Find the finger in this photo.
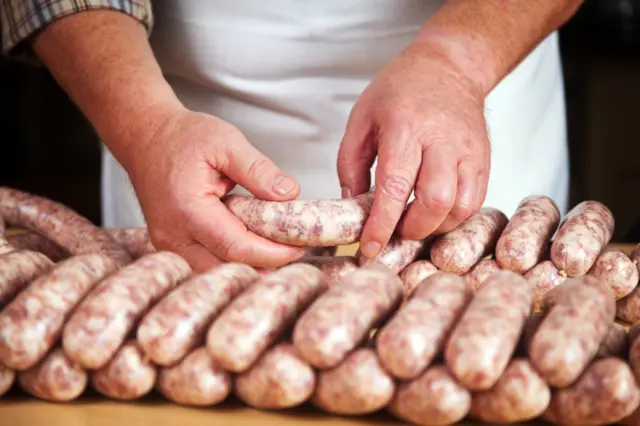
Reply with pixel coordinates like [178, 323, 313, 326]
[174, 241, 224, 274]
[396, 144, 457, 240]
[475, 167, 490, 210]
[359, 137, 422, 258]
[219, 130, 300, 201]
[433, 159, 479, 234]
[187, 196, 306, 268]
[336, 104, 377, 198]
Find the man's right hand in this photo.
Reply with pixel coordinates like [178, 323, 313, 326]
[125, 105, 306, 272]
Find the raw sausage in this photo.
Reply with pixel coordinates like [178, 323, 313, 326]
[629, 322, 640, 382]
[235, 343, 315, 409]
[207, 264, 326, 372]
[529, 276, 615, 388]
[0, 250, 53, 307]
[137, 263, 260, 366]
[516, 312, 543, 356]
[295, 256, 358, 287]
[399, 260, 439, 297]
[223, 190, 375, 246]
[0, 187, 131, 266]
[63, 252, 191, 369]
[0, 236, 14, 256]
[543, 358, 640, 426]
[430, 207, 509, 274]
[292, 265, 403, 369]
[469, 358, 551, 424]
[444, 270, 533, 390]
[550, 200, 615, 276]
[91, 341, 156, 400]
[387, 365, 471, 426]
[495, 195, 560, 273]
[524, 260, 567, 311]
[0, 253, 120, 370]
[17, 347, 87, 402]
[0, 367, 14, 397]
[311, 348, 394, 415]
[463, 258, 502, 292]
[157, 347, 230, 406]
[6, 231, 69, 261]
[357, 234, 428, 274]
[595, 322, 628, 359]
[617, 286, 640, 324]
[589, 249, 639, 299]
[376, 272, 473, 380]
[106, 228, 156, 259]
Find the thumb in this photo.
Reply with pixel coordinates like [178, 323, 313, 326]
[220, 132, 300, 201]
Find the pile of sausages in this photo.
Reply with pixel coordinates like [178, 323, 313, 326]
[2, 186, 640, 426]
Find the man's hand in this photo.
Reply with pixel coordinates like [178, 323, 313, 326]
[125, 105, 306, 272]
[337, 43, 491, 259]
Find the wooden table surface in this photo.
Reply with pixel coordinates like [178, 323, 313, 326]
[0, 237, 635, 425]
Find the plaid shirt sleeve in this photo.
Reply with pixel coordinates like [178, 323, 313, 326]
[0, 0, 153, 57]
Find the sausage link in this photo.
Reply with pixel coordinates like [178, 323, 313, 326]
[529, 276, 615, 388]
[63, 252, 191, 369]
[596, 323, 628, 359]
[17, 347, 87, 402]
[235, 343, 315, 409]
[543, 358, 640, 426]
[157, 346, 231, 406]
[516, 312, 543, 356]
[387, 365, 471, 426]
[524, 260, 567, 311]
[357, 234, 429, 274]
[137, 263, 260, 366]
[376, 272, 473, 380]
[0, 187, 131, 265]
[463, 258, 502, 292]
[223, 191, 375, 246]
[550, 200, 615, 276]
[311, 348, 394, 415]
[295, 256, 358, 287]
[0, 254, 120, 370]
[589, 249, 639, 299]
[398, 260, 439, 297]
[91, 341, 156, 400]
[0, 250, 53, 308]
[629, 322, 640, 382]
[444, 270, 533, 390]
[292, 265, 403, 369]
[495, 195, 561, 273]
[0, 367, 15, 397]
[617, 287, 640, 324]
[469, 358, 550, 424]
[6, 231, 69, 261]
[430, 207, 509, 274]
[106, 228, 155, 259]
[0, 236, 14, 256]
[207, 264, 327, 372]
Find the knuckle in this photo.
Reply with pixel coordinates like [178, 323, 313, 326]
[221, 238, 250, 263]
[379, 173, 414, 203]
[246, 157, 274, 180]
[451, 202, 477, 222]
[416, 189, 455, 213]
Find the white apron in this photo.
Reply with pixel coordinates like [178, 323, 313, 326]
[101, 0, 569, 228]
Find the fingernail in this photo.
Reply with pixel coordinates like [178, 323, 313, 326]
[362, 241, 381, 258]
[273, 176, 297, 195]
[341, 187, 352, 199]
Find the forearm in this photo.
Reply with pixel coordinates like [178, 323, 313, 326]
[31, 10, 182, 169]
[413, 0, 583, 95]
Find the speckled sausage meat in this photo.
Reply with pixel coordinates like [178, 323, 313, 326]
[529, 276, 615, 388]
[17, 347, 87, 402]
[62, 252, 192, 369]
[524, 260, 567, 311]
[0, 254, 120, 370]
[430, 208, 509, 274]
[463, 258, 502, 292]
[387, 365, 471, 426]
[295, 256, 358, 287]
[398, 260, 439, 297]
[617, 286, 640, 324]
[223, 190, 375, 246]
[357, 234, 429, 274]
[588, 249, 639, 299]
[0, 187, 131, 265]
[91, 341, 157, 400]
[596, 323, 628, 359]
[495, 195, 560, 274]
[235, 343, 315, 409]
[376, 273, 474, 380]
[444, 270, 533, 390]
[137, 263, 260, 366]
[207, 264, 326, 373]
[106, 228, 155, 259]
[311, 348, 394, 415]
[469, 358, 550, 424]
[0, 367, 15, 397]
[0, 235, 14, 256]
[543, 358, 640, 426]
[6, 232, 69, 261]
[157, 346, 231, 406]
[550, 200, 615, 276]
[292, 265, 403, 369]
[629, 323, 640, 382]
[0, 250, 53, 308]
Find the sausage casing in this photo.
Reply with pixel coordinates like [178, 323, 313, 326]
[398, 260, 439, 297]
[589, 249, 639, 299]
[524, 260, 567, 311]
[0, 250, 53, 308]
[463, 258, 502, 292]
